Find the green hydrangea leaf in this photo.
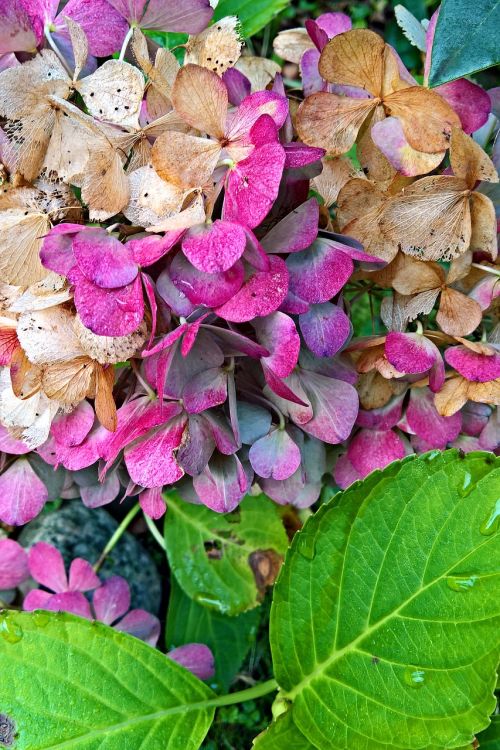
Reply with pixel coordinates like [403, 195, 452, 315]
[476, 714, 500, 748]
[270, 451, 500, 749]
[428, 0, 500, 86]
[0, 610, 216, 749]
[164, 492, 289, 615]
[252, 711, 316, 748]
[213, 0, 290, 38]
[166, 577, 260, 692]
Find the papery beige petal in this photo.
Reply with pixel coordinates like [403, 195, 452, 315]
[152, 130, 220, 189]
[42, 356, 96, 403]
[450, 127, 498, 187]
[357, 105, 396, 183]
[357, 344, 402, 378]
[123, 165, 185, 227]
[436, 287, 482, 336]
[0, 50, 69, 119]
[0, 367, 59, 448]
[147, 193, 206, 232]
[74, 315, 147, 365]
[41, 109, 93, 186]
[235, 57, 281, 92]
[434, 376, 469, 416]
[312, 156, 363, 208]
[380, 176, 471, 261]
[17, 307, 85, 365]
[4, 107, 58, 181]
[446, 250, 472, 285]
[297, 92, 376, 155]
[185, 16, 242, 76]
[9, 273, 71, 313]
[81, 144, 129, 222]
[172, 63, 227, 138]
[469, 191, 498, 259]
[273, 28, 313, 64]
[466, 379, 500, 406]
[95, 364, 117, 432]
[75, 60, 144, 128]
[390, 256, 444, 294]
[384, 86, 460, 153]
[319, 29, 385, 95]
[0, 210, 50, 286]
[396, 288, 441, 322]
[64, 15, 88, 81]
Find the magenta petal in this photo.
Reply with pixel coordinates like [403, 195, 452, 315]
[68, 558, 100, 593]
[445, 345, 500, 382]
[315, 12, 351, 38]
[215, 255, 288, 323]
[254, 312, 300, 378]
[287, 240, 353, 304]
[80, 472, 121, 509]
[0, 459, 48, 526]
[28, 542, 67, 593]
[203, 412, 238, 455]
[193, 455, 250, 513]
[40, 224, 84, 276]
[283, 142, 325, 168]
[262, 199, 319, 254]
[74, 272, 144, 337]
[223, 67, 251, 106]
[436, 79, 491, 134]
[56, 0, 129, 57]
[299, 371, 358, 444]
[406, 388, 462, 449]
[263, 364, 309, 406]
[74, 229, 138, 289]
[46, 591, 92, 619]
[0, 539, 29, 589]
[300, 48, 325, 97]
[0, 0, 37, 54]
[333, 452, 361, 489]
[249, 428, 301, 480]
[139, 486, 167, 520]
[170, 253, 244, 308]
[0, 425, 31, 455]
[183, 368, 228, 414]
[127, 231, 183, 267]
[249, 114, 279, 147]
[242, 228, 270, 271]
[115, 609, 160, 646]
[23, 588, 52, 611]
[124, 418, 186, 488]
[356, 395, 404, 431]
[51, 401, 95, 448]
[226, 91, 289, 144]
[93, 576, 131, 625]
[385, 332, 439, 374]
[299, 302, 351, 358]
[157, 268, 196, 317]
[168, 643, 215, 681]
[223, 143, 286, 229]
[56, 424, 108, 472]
[347, 428, 408, 478]
[142, 323, 187, 357]
[182, 221, 246, 273]
[140, 0, 212, 33]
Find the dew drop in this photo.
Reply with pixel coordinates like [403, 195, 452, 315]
[446, 575, 477, 592]
[0, 616, 23, 644]
[297, 532, 316, 560]
[33, 610, 49, 627]
[480, 499, 500, 536]
[456, 470, 473, 497]
[403, 666, 425, 687]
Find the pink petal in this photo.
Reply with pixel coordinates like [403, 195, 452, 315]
[0, 0, 38, 54]
[124, 418, 186, 488]
[424, 8, 439, 83]
[193, 455, 250, 513]
[223, 143, 286, 229]
[262, 198, 319, 254]
[263, 363, 310, 406]
[74, 271, 144, 337]
[356, 395, 404, 431]
[371, 116, 444, 176]
[56, 0, 129, 57]
[226, 91, 289, 147]
[469, 275, 500, 310]
[333, 452, 362, 489]
[0, 539, 29, 589]
[127, 231, 183, 267]
[106, 0, 145, 22]
[168, 643, 215, 681]
[170, 252, 244, 308]
[406, 387, 462, 449]
[298, 370, 358, 444]
[139, 486, 167, 520]
[0, 459, 48, 526]
[445, 345, 500, 382]
[436, 79, 491, 134]
[461, 402, 492, 436]
[143, 323, 187, 357]
[215, 255, 289, 322]
[100, 397, 176, 465]
[241, 228, 270, 271]
[0, 425, 30, 455]
[51, 401, 95, 448]
[93, 575, 131, 625]
[74, 229, 138, 289]
[23, 588, 52, 611]
[40, 224, 84, 276]
[203, 411, 238, 455]
[68, 558, 100, 592]
[254, 312, 300, 378]
[479, 410, 500, 451]
[115, 609, 160, 646]
[299, 302, 351, 357]
[56, 424, 108, 471]
[80, 472, 121, 508]
[28, 542, 67, 593]
[249, 114, 279, 148]
[286, 240, 353, 304]
[249, 428, 301, 480]
[314, 12, 351, 39]
[46, 591, 93, 619]
[385, 332, 440, 374]
[139, 0, 212, 33]
[347, 428, 408, 478]
[182, 220, 246, 273]
[183, 367, 228, 414]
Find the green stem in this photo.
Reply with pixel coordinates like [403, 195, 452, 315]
[143, 513, 166, 550]
[44, 25, 72, 76]
[208, 679, 278, 708]
[94, 502, 141, 572]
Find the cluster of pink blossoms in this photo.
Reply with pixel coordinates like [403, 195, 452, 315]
[0, 0, 497, 535]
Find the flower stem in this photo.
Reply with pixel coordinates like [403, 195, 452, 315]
[472, 262, 500, 277]
[44, 25, 72, 76]
[208, 679, 278, 708]
[143, 513, 166, 550]
[119, 25, 135, 62]
[93, 502, 141, 572]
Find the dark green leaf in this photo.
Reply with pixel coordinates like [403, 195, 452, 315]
[252, 711, 316, 749]
[166, 577, 260, 692]
[429, 0, 500, 86]
[0, 610, 216, 749]
[476, 714, 500, 749]
[270, 451, 500, 749]
[213, 0, 290, 38]
[164, 492, 288, 615]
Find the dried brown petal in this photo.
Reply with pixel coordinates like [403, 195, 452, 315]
[42, 356, 96, 403]
[384, 87, 460, 153]
[152, 131, 220, 189]
[94, 364, 117, 431]
[450, 127, 498, 187]
[172, 64, 227, 139]
[296, 92, 376, 154]
[436, 287, 482, 336]
[434, 375, 469, 416]
[185, 16, 242, 76]
[469, 191, 498, 259]
[319, 29, 385, 96]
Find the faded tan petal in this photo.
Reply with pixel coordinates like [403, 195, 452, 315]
[42, 356, 96, 403]
[384, 86, 460, 153]
[436, 287, 482, 336]
[297, 92, 376, 154]
[434, 376, 469, 416]
[152, 131, 220, 189]
[450, 127, 498, 187]
[235, 57, 281, 92]
[172, 64, 227, 139]
[75, 60, 144, 129]
[185, 16, 242, 76]
[123, 166, 185, 227]
[273, 28, 313, 64]
[312, 156, 363, 208]
[469, 191, 498, 259]
[319, 29, 385, 96]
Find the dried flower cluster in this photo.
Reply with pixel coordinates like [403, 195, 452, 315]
[0, 2, 498, 529]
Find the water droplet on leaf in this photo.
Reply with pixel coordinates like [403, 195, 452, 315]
[0, 616, 23, 644]
[446, 575, 477, 592]
[456, 471, 473, 497]
[480, 499, 500, 536]
[404, 667, 425, 687]
[33, 611, 49, 627]
[297, 532, 316, 560]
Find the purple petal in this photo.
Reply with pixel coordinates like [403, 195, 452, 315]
[462, 402, 492, 437]
[177, 414, 215, 476]
[139, 486, 167, 520]
[406, 387, 462, 449]
[300, 48, 325, 97]
[0, 0, 38, 54]
[237, 402, 272, 445]
[222, 68, 251, 106]
[263, 364, 309, 406]
[215, 255, 289, 323]
[0, 539, 29, 589]
[143, 323, 187, 358]
[333, 452, 361, 489]
[46, 591, 92, 619]
[51, 401, 94, 448]
[28, 542, 67, 593]
[115, 609, 160, 646]
[80, 471, 121, 509]
[203, 325, 269, 359]
[106, 0, 145, 22]
[479, 409, 500, 451]
[93, 575, 131, 625]
[139, 0, 212, 33]
[262, 199, 319, 254]
[170, 253, 244, 308]
[74, 229, 138, 289]
[183, 367, 228, 414]
[283, 142, 325, 168]
[347, 428, 408, 478]
[299, 370, 358, 444]
[68, 558, 100, 593]
[55, 0, 129, 57]
[436, 79, 491, 134]
[356, 395, 404, 431]
[182, 221, 246, 273]
[74, 271, 144, 337]
[254, 312, 300, 378]
[168, 643, 215, 681]
[299, 302, 351, 357]
[124, 418, 186, 488]
[445, 345, 500, 382]
[157, 268, 196, 317]
[203, 411, 238, 455]
[193, 455, 250, 513]
[249, 428, 301, 480]
[40, 224, 83, 276]
[127, 231, 183, 267]
[286, 240, 353, 304]
[0, 459, 48, 526]
[23, 588, 52, 611]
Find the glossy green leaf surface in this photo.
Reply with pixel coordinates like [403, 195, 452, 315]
[252, 711, 316, 749]
[270, 451, 500, 749]
[213, 0, 290, 38]
[166, 577, 260, 692]
[164, 492, 288, 615]
[0, 610, 215, 749]
[428, 0, 500, 86]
